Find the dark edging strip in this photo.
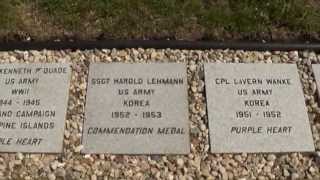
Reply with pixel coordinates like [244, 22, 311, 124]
[0, 40, 320, 52]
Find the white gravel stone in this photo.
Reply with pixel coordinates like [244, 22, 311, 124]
[48, 173, 56, 180]
[267, 154, 276, 161]
[177, 159, 184, 167]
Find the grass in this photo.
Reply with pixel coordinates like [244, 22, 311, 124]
[0, 0, 320, 41]
[0, 0, 19, 31]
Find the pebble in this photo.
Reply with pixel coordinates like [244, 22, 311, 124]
[48, 173, 56, 180]
[309, 166, 316, 174]
[283, 169, 290, 177]
[50, 161, 59, 170]
[271, 55, 281, 63]
[74, 145, 84, 152]
[55, 168, 66, 177]
[91, 175, 97, 180]
[201, 165, 210, 177]
[150, 52, 157, 60]
[218, 166, 228, 180]
[291, 173, 299, 179]
[73, 165, 85, 172]
[189, 64, 197, 72]
[16, 153, 23, 160]
[176, 159, 184, 167]
[267, 154, 276, 161]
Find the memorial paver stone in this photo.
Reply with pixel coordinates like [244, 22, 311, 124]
[204, 63, 315, 153]
[0, 63, 71, 153]
[83, 63, 190, 154]
[312, 64, 320, 98]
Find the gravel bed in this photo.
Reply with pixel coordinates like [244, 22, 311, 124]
[0, 49, 319, 180]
